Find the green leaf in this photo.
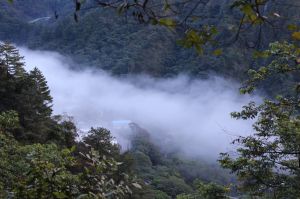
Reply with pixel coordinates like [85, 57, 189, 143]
[292, 32, 300, 40]
[287, 24, 298, 31]
[210, 27, 218, 35]
[241, 4, 253, 16]
[253, 50, 269, 58]
[158, 18, 176, 27]
[213, 49, 222, 56]
[53, 192, 67, 199]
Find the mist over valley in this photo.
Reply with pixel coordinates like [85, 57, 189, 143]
[1, 1, 298, 197]
[20, 46, 256, 158]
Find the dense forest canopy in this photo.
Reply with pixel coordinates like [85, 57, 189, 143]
[1, 0, 299, 94]
[1, 0, 300, 198]
[0, 42, 233, 198]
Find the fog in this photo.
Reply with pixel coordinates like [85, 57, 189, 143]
[19, 47, 257, 158]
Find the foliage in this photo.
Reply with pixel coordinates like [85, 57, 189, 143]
[77, 148, 133, 198]
[0, 42, 54, 142]
[178, 27, 218, 55]
[1, 0, 299, 83]
[0, 43, 138, 198]
[176, 179, 229, 199]
[152, 175, 193, 198]
[0, 132, 136, 198]
[83, 127, 121, 158]
[0, 130, 78, 198]
[0, 0, 252, 79]
[193, 179, 229, 199]
[219, 41, 300, 198]
[4, 1, 300, 198]
[0, 110, 19, 131]
[128, 124, 233, 198]
[50, 114, 78, 147]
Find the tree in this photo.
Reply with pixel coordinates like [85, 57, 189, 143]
[77, 148, 135, 198]
[0, 43, 25, 114]
[132, 187, 171, 199]
[17, 67, 54, 142]
[152, 175, 193, 198]
[219, 41, 300, 198]
[176, 179, 228, 199]
[0, 42, 26, 78]
[82, 127, 121, 158]
[4, 1, 300, 198]
[0, 119, 137, 198]
[193, 180, 228, 199]
[49, 114, 78, 147]
[0, 110, 19, 132]
[67, 0, 298, 54]
[0, 42, 54, 142]
[29, 67, 53, 116]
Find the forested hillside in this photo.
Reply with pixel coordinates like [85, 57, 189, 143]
[1, 0, 250, 78]
[0, 42, 233, 198]
[1, 0, 300, 198]
[1, 0, 299, 95]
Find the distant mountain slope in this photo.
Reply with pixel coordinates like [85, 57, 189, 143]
[1, 0, 299, 84]
[0, 0, 251, 79]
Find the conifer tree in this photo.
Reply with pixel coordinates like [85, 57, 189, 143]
[0, 43, 25, 115]
[0, 42, 26, 78]
[0, 43, 54, 142]
[29, 67, 53, 117]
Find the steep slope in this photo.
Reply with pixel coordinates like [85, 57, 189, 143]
[1, 0, 299, 91]
[0, 0, 251, 79]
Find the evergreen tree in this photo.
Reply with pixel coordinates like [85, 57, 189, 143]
[0, 43, 54, 142]
[0, 42, 25, 78]
[0, 43, 23, 121]
[0, 43, 25, 112]
[29, 67, 53, 117]
[49, 114, 78, 147]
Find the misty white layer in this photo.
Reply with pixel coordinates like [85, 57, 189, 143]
[19, 47, 256, 158]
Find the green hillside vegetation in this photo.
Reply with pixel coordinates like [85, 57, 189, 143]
[1, 0, 300, 198]
[0, 0, 250, 79]
[0, 42, 232, 198]
[1, 0, 299, 96]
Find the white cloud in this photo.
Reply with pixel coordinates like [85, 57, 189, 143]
[19, 47, 257, 158]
